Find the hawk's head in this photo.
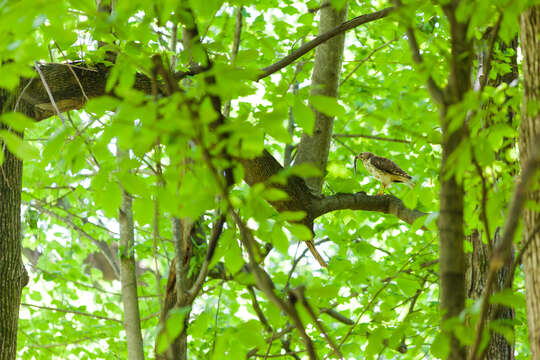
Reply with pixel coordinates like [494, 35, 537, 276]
[357, 152, 375, 162]
[354, 152, 375, 175]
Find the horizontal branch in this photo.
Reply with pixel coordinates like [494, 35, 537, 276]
[21, 302, 122, 323]
[333, 133, 411, 144]
[258, 7, 394, 80]
[312, 192, 426, 225]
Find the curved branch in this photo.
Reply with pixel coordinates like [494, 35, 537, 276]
[312, 192, 426, 225]
[257, 7, 394, 80]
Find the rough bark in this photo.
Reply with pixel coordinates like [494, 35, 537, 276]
[465, 34, 518, 360]
[156, 219, 205, 360]
[438, 3, 471, 359]
[466, 231, 515, 360]
[118, 185, 145, 360]
[295, 2, 347, 194]
[399, 0, 471, 357]
[519, 6, 540, 358]
[0, 132, 28, 360]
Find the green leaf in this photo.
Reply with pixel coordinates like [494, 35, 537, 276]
[292, 99, 315, 135]
[258, 105, 291, 143]
[85, 96, 120, 116]
[0, 112, 35, 132]
[490, 289, 526, 309]
[277, 211, 306, 222]
[42, 128, 68, 162]
[0, 63, 25, 90]
[327, 161, 349, 178]
[395, 277, 418, 297]
[156, 307, 192, 354]
[261, 188, 289, 201]
[287, 223, 312, 240]
[29, 291, 42, 301]
[236, 320, 265, 348]
[223, 229, 244, 273]
[271, 223, 289, 254]
[402, 189, 418, 209]
[287, 163, 322, 178]
[0, 130, 40, 160]
[118, 173, 148, 196]
[431, 332, 450, 359]
[309, 95, 345, 117]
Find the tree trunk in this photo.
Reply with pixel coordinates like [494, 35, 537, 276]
[295, 2, 347, 195]
[465, 36, 518, 360]
[0, 124, 28, 360]
[118, 184, 145, 360]
[519, 6, 540, 358]
[467, 231, 515, 360]
[439, 3, 472, 359]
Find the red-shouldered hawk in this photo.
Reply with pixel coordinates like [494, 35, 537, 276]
[354, 152, 414, 195]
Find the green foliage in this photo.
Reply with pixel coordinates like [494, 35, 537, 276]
[1, 0, 530, 359]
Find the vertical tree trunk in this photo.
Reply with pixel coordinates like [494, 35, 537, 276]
[467, 231, 515, 360]
[465, 36, 518, 360]
[156, 218, 203, 360]
[295, 2, 347, 195]
[0, 92, 29, 360]
[519, 6, 540, 358]
[118, 185, 145, 360]
[439, 3, 472, 359]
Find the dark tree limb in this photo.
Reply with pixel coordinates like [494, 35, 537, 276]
[257, 7, 394, 80]
[312, 192, 426, 225]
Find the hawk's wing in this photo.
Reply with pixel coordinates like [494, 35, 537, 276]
[370, 155, 412, 180]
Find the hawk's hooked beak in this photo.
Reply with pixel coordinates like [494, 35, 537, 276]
[353, 155, 359, 176]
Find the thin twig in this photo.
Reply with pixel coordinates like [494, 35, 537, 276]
[21, 302, 122, 323]
[24, 335, 100, 349]
[392, 0, 445, 106]
[472, 155, 492, 248]
[294, 287, 343, 359]
[29, 202, 120, 278]
[479, 13, 503, 91]
[329, 238, 435, 358]
[333, 133, 410, 144]
[14, 78, 34, 112]
[319, 308, 354, 325]
[332, 136, 356, 154]
[53, 41, 89, 102]
[223, 6, 243, 118]
[340, 39, 395, 86]
[248, 285, 273, 333]
[512, 221, 540, 278]
[33, 61, 67, 125]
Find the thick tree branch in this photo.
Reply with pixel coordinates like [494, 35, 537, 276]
[18, 8, 394, 121]
[312, 192, 426, 225]
[257, 7, 394, 80]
